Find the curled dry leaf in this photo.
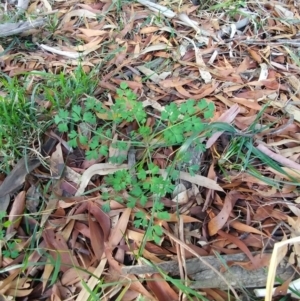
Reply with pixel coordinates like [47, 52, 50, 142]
[160, 170, 224, 192]
[75, 163, 128, 196]
[60, 9, 97, 25]
[40, 41, 103, 59]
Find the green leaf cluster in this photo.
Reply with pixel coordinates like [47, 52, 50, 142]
[101, 162, 175, 244]
[161, 99, 214, 146]
[54, 82, 216, 244]
[0, 211, 20, 259]
[54, 82, 215, 165]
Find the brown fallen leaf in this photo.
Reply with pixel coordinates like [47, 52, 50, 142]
[6, 191, 25, 235]
[165, 213, 201, 223]
[146, 273, 178, 301]
[225, 253, 271, 271]
[229, 220, 267, 237]
[208, 191, 241, 235]
[273, 275, 293, 296]
[0, 158, 40, 198]
[43, 229, 79, 272]
[160, 77, 194, 88]
[74, 222, 91, 239]
[248, 48, 262, 63]
[50, 143, 64, 178]
[78, 28, 107, 37]
[201, 288, 226, 301]
[88, 213, 104, 260]
[88, 202, 110, 241]
[218, 230, 258, 268]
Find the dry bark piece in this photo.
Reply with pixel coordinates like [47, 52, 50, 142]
[0, 18, 45, 37]
[122, 252, 293, 289]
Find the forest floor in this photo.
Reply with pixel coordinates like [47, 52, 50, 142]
[1, 0, 300, 300]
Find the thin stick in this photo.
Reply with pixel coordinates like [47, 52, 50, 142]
[162, 228, 240, 299]
[256, 142, 300, 171]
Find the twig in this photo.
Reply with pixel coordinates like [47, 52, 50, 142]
[256, 142, 300, 171]
[0, 18, 46, 37]
[162, 228, 240, 299]
[239, 39, 300, 47]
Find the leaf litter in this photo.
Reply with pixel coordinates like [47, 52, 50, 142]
[1, 0, 300, 300]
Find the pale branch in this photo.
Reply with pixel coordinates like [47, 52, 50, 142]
[122, 252, 294, 289]
[0, 18, 45, 37]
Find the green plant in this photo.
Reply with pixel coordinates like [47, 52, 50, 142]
[54, 82, 215, 245]
[55, 82, 214, 159]
[0, 211, 21, 259]
[0, 74, 44, 171]
[0, 7, 27, 24]
[0, 66, 99, 173]
[205, 0, 246, 12]
[40, 67, 98, 108]
[214, 105, 300, 188]
[45, 13, 60, 34]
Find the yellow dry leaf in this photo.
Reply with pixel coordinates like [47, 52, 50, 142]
[60, 9, 97, 26]
[78, 28, 107, 37]
[40, 0, 52, 12]
[265, 235, 299, 301]
[70, 37, 103, 52]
